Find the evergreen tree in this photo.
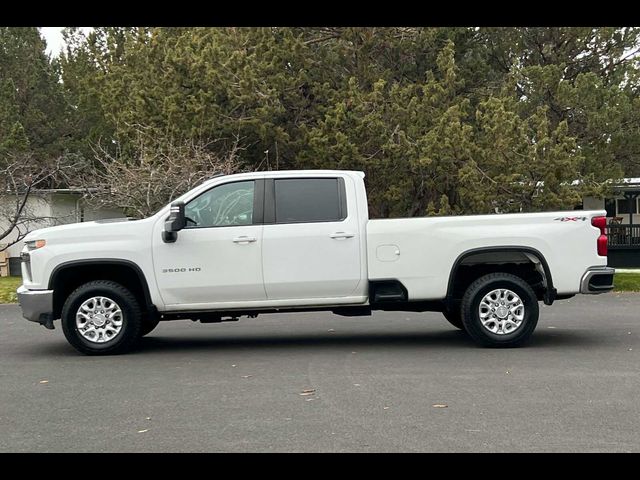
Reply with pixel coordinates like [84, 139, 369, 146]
[52, 27, 640, 216]
[0, 27, 71, 160]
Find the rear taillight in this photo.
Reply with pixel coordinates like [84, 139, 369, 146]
[591, 216, 607, 257]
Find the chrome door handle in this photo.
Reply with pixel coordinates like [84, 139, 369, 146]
[233, 236, 257, 244]
[329, 232, 355, 239]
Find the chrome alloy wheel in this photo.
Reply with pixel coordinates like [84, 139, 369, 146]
[76, 296, 124, 343]
[478, 288, 525, 335]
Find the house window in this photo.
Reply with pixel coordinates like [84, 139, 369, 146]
[604, 198, 616, 217]
[616, 198, 638, 214]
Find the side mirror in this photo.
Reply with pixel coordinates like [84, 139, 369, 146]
[162, 201, 186, 243]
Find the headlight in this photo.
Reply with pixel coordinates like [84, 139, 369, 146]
[25, 239, 46, 250]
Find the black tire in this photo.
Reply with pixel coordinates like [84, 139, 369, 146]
[61, 280, 142, 355]
[461, 273, 539, 348]
[442, 302, 464, 330]
[140, 316, 160, 337]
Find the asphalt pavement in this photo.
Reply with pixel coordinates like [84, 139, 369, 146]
[1, 293, 639, 452]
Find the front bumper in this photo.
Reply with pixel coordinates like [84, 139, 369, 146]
[16, 285, 54, 328]
[580, 267, 615, 294]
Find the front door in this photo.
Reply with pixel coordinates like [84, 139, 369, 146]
[152, 179, 266, 308]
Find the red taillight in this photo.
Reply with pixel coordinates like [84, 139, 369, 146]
[591, 216, 607, 257]
[591, 216, 606, 230]
[597, 235, 608, 257]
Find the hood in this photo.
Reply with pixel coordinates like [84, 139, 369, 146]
[23, 218, 137, 242]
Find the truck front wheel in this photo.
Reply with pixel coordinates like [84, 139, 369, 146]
[461, 273, 539, 348]
[61, 280, 142, 355]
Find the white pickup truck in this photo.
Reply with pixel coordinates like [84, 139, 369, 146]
[17, 170, 614, 355]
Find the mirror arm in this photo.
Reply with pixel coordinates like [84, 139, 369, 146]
[162, 230, 177, 243]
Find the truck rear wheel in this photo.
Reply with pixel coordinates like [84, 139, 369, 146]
[61, 280, 142, 355]
[460, 273, 539, 348]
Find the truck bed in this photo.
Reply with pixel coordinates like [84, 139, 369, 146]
[366, 210, 607, 300]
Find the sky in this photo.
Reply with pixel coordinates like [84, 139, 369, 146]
[40, 27, 93, 56]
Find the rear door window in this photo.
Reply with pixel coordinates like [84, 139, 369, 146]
[274, 178, 346, 224]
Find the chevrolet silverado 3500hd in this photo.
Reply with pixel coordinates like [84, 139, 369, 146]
[17, 170, 614, 355]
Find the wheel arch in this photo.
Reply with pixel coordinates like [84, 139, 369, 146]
[446, 246, 556, 306]
[49, 259, 154, 319]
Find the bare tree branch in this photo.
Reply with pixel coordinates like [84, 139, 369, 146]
[0, 154, 78, 251]
[78, 128, 246, 218]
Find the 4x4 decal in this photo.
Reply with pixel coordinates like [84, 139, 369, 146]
[554, 216, 588, 222]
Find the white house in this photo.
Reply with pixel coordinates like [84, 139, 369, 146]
[582, 178, 640, 224]
[0, 189, 124, 275]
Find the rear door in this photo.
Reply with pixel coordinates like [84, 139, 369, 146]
[261, 175, 362, 300]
